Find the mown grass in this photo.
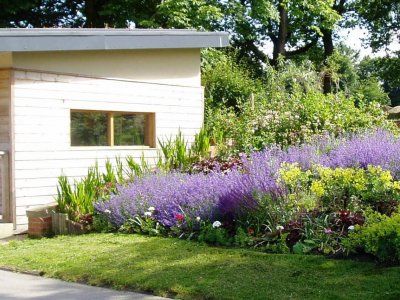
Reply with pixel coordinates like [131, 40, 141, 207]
[0, 233, 399, 300]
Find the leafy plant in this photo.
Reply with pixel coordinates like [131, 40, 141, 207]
[158, 131, 192, 170]
[344, 211, 400, 264]
[198, 222, 232, 246]
[310, 165, 400, 212]
[205, 60, 397, 154]
[191, 127, 211, 159]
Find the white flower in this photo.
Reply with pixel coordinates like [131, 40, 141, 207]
[196, 216, 201, 222]
[144, 211, 152, 217]
[348, 225, 355, 231]
[104, 209, 111, 214]
[276, 225, 284, 231]
[212, 221, 222, 228]
[148, 207, 155, 212]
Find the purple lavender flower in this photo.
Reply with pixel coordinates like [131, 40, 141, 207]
[94, 128, 400, 229]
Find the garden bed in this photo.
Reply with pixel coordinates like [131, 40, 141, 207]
[91, 129, 400, 263]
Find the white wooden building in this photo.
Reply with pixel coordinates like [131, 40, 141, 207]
[0, 28, 229, 234]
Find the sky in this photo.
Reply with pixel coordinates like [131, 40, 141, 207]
[339, 26, 400, 59]
[261, 25, 399, 61]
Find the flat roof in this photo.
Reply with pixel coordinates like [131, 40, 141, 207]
[0, 28, 229, 52]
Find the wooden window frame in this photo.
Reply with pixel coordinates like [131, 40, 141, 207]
[70, 109, 156, 148]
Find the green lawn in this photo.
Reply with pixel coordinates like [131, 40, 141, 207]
[0, 233, 399, 300]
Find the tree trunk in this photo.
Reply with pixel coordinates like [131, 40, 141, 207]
[322, 28, 334, 94]
[272, 2, 288, 65]
[84, 0, 107, 28]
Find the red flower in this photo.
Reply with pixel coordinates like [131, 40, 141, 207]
[248, 228, 255, 234]
[175, 215, 185, 221]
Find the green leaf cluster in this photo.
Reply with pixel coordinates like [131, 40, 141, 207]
[205, 59, 396, 153]
[345, 211, 400, 264]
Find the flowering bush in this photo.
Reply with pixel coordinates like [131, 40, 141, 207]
[207, 82, 397, 153]
[94, 129, 400, 261]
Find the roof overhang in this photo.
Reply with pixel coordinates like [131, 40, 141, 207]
[0, 28, 230, 52]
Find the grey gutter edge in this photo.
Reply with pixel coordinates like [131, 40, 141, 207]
[0, 29, 230, 52]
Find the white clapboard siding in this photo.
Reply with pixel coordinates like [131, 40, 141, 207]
[17, 196, 56, 208]
[0, 70, 10, 152]
[15, 148, 159, 161]
[0, 70, 10, 217]
[12, 70, 204, 227]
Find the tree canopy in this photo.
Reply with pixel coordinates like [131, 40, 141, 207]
[1, 0, 399, 101]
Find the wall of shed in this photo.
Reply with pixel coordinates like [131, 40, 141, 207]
[0, 53, 12, 69]
[12, 70, 204, 228]
[0, 69, 11, 151]
[12, 49, 201, 87]
[0, 69, 11, 218]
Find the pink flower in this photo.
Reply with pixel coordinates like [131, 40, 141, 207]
[324, 228, 333, 235]
[175, 215, 185, 221]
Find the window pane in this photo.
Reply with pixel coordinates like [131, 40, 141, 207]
[71, 111, 108, 146]
[114, 114, 145, 146]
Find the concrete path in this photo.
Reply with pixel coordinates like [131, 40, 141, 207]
[0, 270, 170, 300]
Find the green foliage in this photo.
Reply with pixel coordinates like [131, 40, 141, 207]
[247, 192, 306, 234]
[279, 163, 317, 211]
[125, 155, 150, 179]
[156, 0, 222, 30]
[56, 156, 151, 222]
[206, 60, 395, 153]
[158, 131, 191, 170]
[345, 211, 400, 264]
[92, 213, 116, 233]
[324, 46, 360, 94]
[355, 0, 400, 51]
[294, 214, 345, 255]
[353, 77, 391, 106]
[280, 164, 400, 213]
[191, 127, 210, 159]
[198, 223, 232, 246]
[233, 227, 252, 247]
[310, 165, 400, 212]
[1, 0, 83, 28]
[121, 215, 164, 236]
[158, 129, 213, 170]
[202, 49, 262, 111]
[359, 55, 400, 106]
[56, 171, 98, 221]
[223, 0, 340, 67]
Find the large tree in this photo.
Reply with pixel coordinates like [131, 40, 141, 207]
[0, 0, 83, 27]
[221, 0, 340, 67]
[355, 0, 400, 51]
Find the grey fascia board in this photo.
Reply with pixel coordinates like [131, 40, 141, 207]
[0, 29, 229, 52]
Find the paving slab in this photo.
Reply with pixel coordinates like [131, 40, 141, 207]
[0, 270, 171, 300]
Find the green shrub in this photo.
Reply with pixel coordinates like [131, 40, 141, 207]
[344, 211, 400, 264]
[310, 165, 400, 212]
[198, 222, 232, 246]
[202, 49, 262, 111]
[280, 164, 400, 213]
[205, 60, 397, 153]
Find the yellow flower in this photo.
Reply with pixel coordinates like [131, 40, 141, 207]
[311, 180, 325, 197]
[280, 163, 302, 186]
[392, 181, 400, 191]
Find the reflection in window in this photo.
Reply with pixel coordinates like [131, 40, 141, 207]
[71, 111, 108, 146]
[71, 110, 153, 147]
[114, 114, 145, 146]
